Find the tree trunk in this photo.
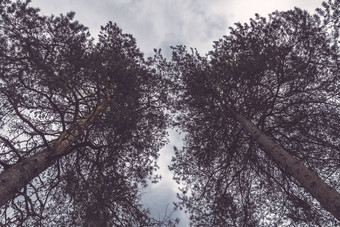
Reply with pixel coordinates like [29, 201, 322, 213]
[230, 109, 340, 221]
[0, 97, 110, 208]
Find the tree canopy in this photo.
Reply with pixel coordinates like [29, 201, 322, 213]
[165, 0, 340, 226]
[0, 0, 173, 226]
[1, 0, 339, 226]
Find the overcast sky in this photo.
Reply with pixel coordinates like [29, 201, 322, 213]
[30, 0, 324, 225]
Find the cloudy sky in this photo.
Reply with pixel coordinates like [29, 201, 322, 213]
[30, 0, 324, 225]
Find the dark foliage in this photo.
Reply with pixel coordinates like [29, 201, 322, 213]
[0, 0, 174, 226]
[164, 0, 340, 226]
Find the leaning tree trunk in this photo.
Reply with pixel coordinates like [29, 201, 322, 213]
[229, 109, 340, 221]
[0, 96, 110, 208]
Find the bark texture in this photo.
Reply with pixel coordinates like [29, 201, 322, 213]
[0, 97, 109, 208]
[230, 110, 340, 221]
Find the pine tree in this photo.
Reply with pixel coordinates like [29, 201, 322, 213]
[0, 1, 170, 225]
[165, 0, 340, 225]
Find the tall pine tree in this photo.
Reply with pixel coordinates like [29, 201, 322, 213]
[165, 0, 340, 225]
[0, 1, 172, 226]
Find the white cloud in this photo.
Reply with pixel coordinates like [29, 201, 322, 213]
[31, 0, 324, 58]
[222, 0, 323, 25]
